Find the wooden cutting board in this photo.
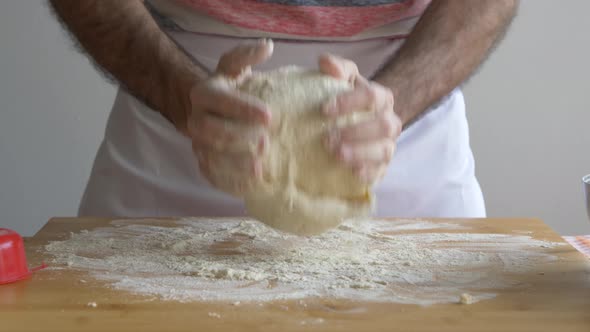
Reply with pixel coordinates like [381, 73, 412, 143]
[1, 217, 589, 332]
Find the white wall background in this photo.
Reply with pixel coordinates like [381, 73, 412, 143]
[0, 1, 115, 236]
[464, 0, 590, 235]
[1, 0, 589, 236]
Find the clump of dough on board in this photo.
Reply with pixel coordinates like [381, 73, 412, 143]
[237, 66, 376, 235]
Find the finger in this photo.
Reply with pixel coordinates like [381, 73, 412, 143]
[323, 78, 393, 117]
[327, 111, 401, 145]
[195, 150, 224, 190]
[319, 53, 359, 83]
[216, 39, 274, 77]
[333, 139, 395, 168]
[195, 149, 262, 194]
[191, 80, 271, 124]
[189, 113, 236, 152]
[189, 113, 268, 154]
[196, 148, 263, 179]
[200, 160, 247, 195]
[354, 165, 388, 184]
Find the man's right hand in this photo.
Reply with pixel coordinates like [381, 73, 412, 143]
[187, 39, 274, 195]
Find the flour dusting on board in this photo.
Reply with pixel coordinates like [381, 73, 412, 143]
[44, 219, 564, 305]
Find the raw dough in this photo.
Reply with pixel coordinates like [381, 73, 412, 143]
[238, 66, 376, 235]
[459, 293, 474, 305]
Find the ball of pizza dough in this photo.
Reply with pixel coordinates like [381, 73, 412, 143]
[239, 66, 376, 235]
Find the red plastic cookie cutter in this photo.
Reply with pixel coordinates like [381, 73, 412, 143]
[0, 228, 47, 285]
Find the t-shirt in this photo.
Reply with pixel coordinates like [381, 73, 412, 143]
[147, 0, 431, 41]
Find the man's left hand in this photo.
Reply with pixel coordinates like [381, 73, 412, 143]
[319, 54, 402, 184]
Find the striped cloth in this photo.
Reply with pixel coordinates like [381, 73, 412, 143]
[563, 235, 590, 258]
[147, 0, 431, 40]
[174, 0, 428, 37]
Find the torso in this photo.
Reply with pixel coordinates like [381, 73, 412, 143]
[77, 0, 486, 219]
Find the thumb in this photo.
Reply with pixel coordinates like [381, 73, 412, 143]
[319, 53, 359, 83]
[216, 39, 274, 78]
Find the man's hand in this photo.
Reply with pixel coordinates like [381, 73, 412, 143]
[188, 40, 274, 195]
[319, 54, 402, 184]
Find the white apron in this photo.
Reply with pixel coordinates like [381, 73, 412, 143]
[78, 31, 486, 219]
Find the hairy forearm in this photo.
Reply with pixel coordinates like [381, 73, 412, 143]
[49, 0, 206, 130]
[374, 0, 519, 127]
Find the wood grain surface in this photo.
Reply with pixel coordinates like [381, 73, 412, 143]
[1, 217, 589, 332]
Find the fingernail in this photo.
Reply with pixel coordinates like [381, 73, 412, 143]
[257, 38, 274, 52]
[357, 167, 370, 183]
[257, 108, 271, 125]
[340, 145, 352, 161]
[257, 135, 267, 154]
[355, 167, 364, 178]
[265, 39, 274, 53]
[253, 162, 262, 178]
[323, 98, 337, 114]
[256, 163, 263, 179]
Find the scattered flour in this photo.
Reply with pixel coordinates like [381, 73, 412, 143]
[459, 293, 474, 305]
[300, 318, 325, 325]
[208, 312, 221, 319]
[44, 218, 564, 306]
